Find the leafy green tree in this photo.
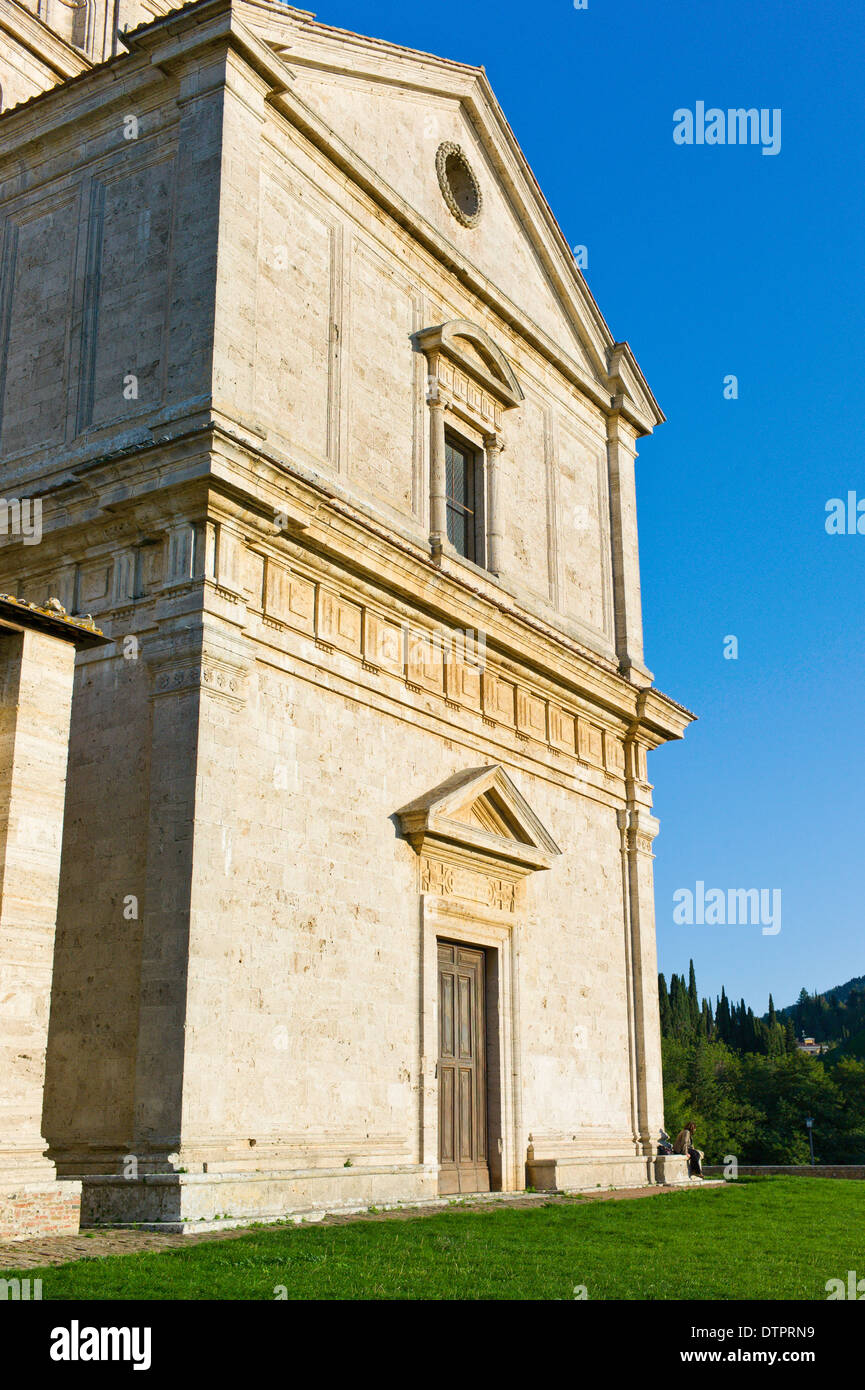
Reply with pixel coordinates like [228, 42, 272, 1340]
[658, 965, 865, 1164]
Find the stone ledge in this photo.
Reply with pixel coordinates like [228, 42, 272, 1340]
[526, 1153, 692, 1192]
[78, 1158, 715, 1233]
[80, 1166, 437, 1232]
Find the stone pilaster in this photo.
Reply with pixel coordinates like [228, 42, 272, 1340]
[619, 804, 664, 1155]
[116, 615, 251, 1185]
[484, 431, 505, 575]
[606, 412, 652, 684]
[0, 624, 86, 1235]
[130, 622, 206, 1171]
[428, 383, 448, 556]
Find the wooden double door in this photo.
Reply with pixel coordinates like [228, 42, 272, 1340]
[437, 941, 490, 1195]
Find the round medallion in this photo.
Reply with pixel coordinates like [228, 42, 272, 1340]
[435, 142, 483, 228]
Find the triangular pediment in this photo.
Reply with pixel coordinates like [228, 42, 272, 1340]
[232, 0, 662, 430]
[397, 766, 561, 873]
[449, 789, 523, 839]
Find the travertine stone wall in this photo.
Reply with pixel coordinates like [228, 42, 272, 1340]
[174, 655, 636, 1169]
[0, 33, 223, 472]
[0, 0, 690, 1222]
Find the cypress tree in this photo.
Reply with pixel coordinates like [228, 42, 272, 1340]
[658, 973, 672, 1037]
[687, 959, 700, 1029]
[670, 974, 692, 1039]
[716, 987, 731, 1044]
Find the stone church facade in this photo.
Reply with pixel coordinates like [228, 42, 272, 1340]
[0, 0, 693, 1233]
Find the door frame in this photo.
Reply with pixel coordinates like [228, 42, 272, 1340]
[420, 894, 522, 1192]
[436, 939, 489, 1195]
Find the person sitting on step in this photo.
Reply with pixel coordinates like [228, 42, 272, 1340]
[673, 1120, 704, 1177]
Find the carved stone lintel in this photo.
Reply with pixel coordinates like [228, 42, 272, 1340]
[421, 855, 516, 914]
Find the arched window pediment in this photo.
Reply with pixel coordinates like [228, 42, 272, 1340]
[416, 320, 524, 412]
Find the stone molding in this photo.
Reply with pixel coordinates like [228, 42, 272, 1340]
[417, 318, 523, 414]
[148, 651, 249, 708]
[419, 894, 521, 1190]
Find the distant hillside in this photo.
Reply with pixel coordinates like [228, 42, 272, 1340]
[770, 977, 865, 1048]
[822, 975, 865, 1005]
[776, 975, 865, 1017]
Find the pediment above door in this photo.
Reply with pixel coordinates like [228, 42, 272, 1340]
[396, 765, 560, 876]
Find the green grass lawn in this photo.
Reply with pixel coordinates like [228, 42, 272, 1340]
[4, 1177, 863, 1300]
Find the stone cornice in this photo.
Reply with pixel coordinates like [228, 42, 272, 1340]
[636, 687, 695, 743]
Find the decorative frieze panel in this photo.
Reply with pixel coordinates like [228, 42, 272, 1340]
[482, 671, 516, 727]
[516, 688, 547, 742]
[77, 562, 112, 607]
[166, 521, 203, 589]
[150, 655, 248, 710]
[435, 358, 503, 432]
[487, 878, 517, 913]
[420, 856, 454, 896]
[406, 630, 445, 694]
[605, 733, 625, 775]
[111, 550, 136, 609]
[137, 543, 164, 597]
[578, 718, 604, 767]
[363, 610, 403, 675]
[317, 587, 362, 655]
[254, 555, 632, 780]
[444, 652, 483, 712]
[548, 704, 577, 755]
[202, 661, 247, 706]
[264, 560, 315, 634]
[216, 526, 247, 598]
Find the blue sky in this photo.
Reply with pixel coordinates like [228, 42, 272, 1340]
[312, 0, 865, 1012]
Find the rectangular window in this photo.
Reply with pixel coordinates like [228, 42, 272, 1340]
[445, 436, 483, 564]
